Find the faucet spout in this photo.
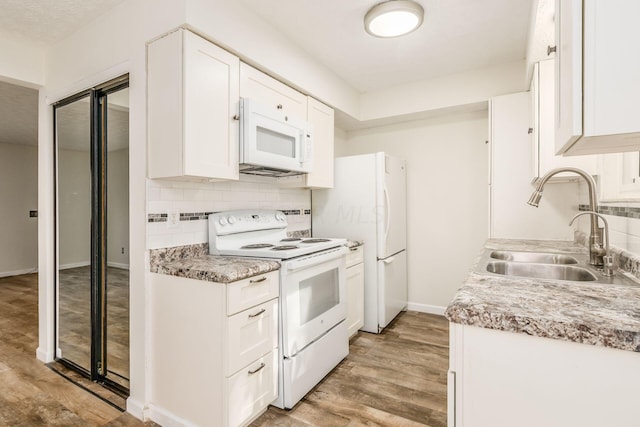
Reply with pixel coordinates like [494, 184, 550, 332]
[528, 167, 603, 266]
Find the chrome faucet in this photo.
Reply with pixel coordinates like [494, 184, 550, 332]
[569, 211, 614, 276]
[527, 167, 605, 267]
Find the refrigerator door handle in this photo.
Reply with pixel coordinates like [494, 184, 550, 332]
[384, 185, 391, 242]
[382, 256, 395, 264]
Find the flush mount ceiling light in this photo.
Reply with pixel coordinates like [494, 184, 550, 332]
[364, 0, 424, 38]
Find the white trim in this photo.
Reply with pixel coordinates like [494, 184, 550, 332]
[107, 261, 130, 270]
[126, 397, 148, 423]
[0, 267, 37, 278]
[58, 261, 91, 270]
[46, 60, 130, 105]
[36, 346, 54, 363]
[148, 404, 198, 427]
[407, 302, 447, 316]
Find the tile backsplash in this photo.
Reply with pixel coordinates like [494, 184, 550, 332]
[147, 177, 311, 249]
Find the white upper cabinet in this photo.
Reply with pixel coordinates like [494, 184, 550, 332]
[305, 97, 334, 189]
[555, 0, 640, 155]
[239, 63, 307, 119]
[531, 59, 597, 182]
[148, 29, 240, 181]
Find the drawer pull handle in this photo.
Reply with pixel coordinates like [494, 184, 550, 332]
[249, 276, 267, 284]
[248, 363, 265, 375]
[350, 247, 359, 251]
[248, 308, 266, 318]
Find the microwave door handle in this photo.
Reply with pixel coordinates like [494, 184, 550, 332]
[299, 130, 308, 163]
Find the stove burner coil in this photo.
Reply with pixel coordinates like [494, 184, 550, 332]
[301, 238, 331, 243]
[241, 243, 275, 249]
[280, 238, 302, 242]
[271, 245, 299, 251]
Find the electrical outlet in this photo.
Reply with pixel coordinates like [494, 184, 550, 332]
[167, 211, 180, 229]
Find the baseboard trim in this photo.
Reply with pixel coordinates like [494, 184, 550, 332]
[59, 261, 91, 270]
[148, 404, 198, 427]
[107, 262, 130, 270]
[36, 346, 54, 363]
[0, 267, 37, 278]
[126, 397, 147, 422]
[407, 302, 446, 316]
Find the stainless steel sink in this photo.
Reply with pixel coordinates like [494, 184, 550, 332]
[486, 261, 598, 282]
[489, 250, 578, 265]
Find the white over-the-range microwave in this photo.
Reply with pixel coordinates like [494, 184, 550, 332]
[239, 98, 314, 177]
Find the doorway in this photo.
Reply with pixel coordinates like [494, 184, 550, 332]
[55, 75, 130, 393]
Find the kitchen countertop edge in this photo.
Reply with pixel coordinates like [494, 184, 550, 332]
[445, 239, 640, 353]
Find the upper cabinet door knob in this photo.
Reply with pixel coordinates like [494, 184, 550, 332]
[547, 45, 557, 56]
[277, 104, 283, 110]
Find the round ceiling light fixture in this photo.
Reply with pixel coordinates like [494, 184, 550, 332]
[364, 0, 424, 38]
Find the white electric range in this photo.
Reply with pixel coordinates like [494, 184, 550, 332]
[208, 210, 349, 409]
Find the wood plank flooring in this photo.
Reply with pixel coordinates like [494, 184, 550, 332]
[251, 311, 449, 427]
[0, 273, 153, 426]
[1, 271, 449, 426]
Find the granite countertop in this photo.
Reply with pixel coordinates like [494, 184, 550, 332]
[445, 239, 640, 352]
[345, 240, 364, 248]
[150, 243, 280, 284]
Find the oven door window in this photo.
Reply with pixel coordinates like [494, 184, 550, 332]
[298, 268, 339, 325]
[282, 256, 347, 358]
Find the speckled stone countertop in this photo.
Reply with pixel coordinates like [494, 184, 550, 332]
[445, 239, 640, 352]
[150, 243, 280, 284]
[345, 240, 364, 248]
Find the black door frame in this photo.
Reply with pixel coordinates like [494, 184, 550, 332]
[53, 74, 129, 395]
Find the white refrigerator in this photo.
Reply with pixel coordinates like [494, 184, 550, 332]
[312, 152, 407, 333]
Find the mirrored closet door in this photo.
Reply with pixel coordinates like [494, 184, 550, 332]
[55, 75, 130, 393]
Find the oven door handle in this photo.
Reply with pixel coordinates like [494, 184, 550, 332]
[284, 246, 348, 272]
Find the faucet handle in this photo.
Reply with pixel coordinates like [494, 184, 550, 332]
[602, 255, 615, 277]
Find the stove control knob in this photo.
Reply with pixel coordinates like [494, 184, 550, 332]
[227, 215, 237, 224]
[275, 213, 285, 221]
[218, 217, 228, 226]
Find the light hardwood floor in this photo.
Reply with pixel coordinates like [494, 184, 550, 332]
[251, 311, 449, 427]
[1, 272, 448, 426]
[0, 273, 152, 426]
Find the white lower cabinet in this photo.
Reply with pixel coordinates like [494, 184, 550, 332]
[448, 323, 640, 427]
[150, 270, 279, 427]
[345, 245, 364, 338]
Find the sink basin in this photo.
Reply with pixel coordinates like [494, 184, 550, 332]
[486, 261, 597, 282]
[490, 250, 578, 265]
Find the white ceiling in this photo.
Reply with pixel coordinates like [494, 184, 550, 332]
[238, 0, 532, 92]
[0, 0, 534, 147]
[0, 0, 126, 46]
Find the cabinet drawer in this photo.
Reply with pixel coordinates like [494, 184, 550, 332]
[227, 352, 277, 427]
[227, 298, 278, 376]
[227, 271, 279, 316]
[346, 245, 364, 268]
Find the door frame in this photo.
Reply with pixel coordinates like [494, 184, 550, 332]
[53, 74, 129, 394]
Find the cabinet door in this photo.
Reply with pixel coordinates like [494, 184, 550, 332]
[240, 62, 307, 119]
[534, 59, 597, 180]
[305, 96, 335, 188]
[183, 31, 239, 180]
[148, 29, 239, 181]
[346, 263, 364, 338]
[554, 0, 583, 154]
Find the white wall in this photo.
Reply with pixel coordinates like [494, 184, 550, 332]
[0, 143, 38, 277]
[0, 37, 45, 88]
[336, 110, 489, 311]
